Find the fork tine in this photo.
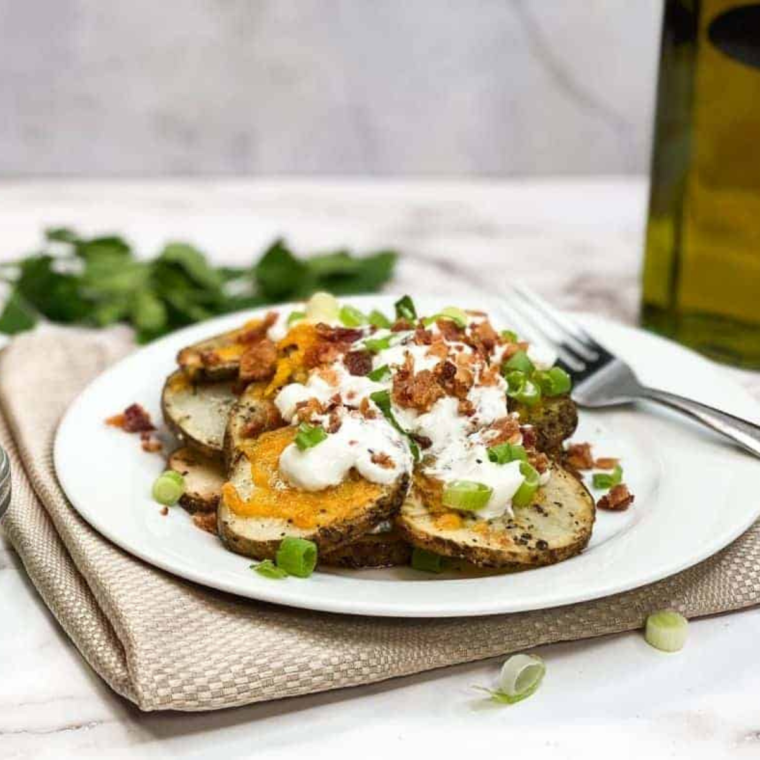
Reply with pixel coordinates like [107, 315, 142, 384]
[512, 283, 609, 359]
[504, 295, 588, 371]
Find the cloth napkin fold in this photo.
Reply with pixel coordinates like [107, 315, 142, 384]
[2, 328, 760, 712]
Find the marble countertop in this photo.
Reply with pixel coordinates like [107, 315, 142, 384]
[2, 178, 760, 760]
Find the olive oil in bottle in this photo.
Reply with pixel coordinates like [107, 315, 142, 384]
[642, 0, 760, 367]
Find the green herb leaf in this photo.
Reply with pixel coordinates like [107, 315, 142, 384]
[369, 390, 420, 462]
[367, 364, 392, 382]
[394, 295, 417, 321]
[294, 422, 328, 451]
[592, 464, 623, 490]
[252, 560, 289, 580]
[254, 239, 309, 300]
[0, 291, 38, 335]
[160, 242, 222, 292]
[368, 309, 391, 328]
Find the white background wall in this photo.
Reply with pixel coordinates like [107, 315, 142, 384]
[1, 0, 662, 176]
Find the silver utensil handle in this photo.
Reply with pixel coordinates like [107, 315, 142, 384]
[642, 387, 760, 458]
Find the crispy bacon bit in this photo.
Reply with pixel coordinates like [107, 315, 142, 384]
[458, 398, 476, 417]
[479, 363, 501, 386]
[595, 457, 620, 470]
[111, 403, 155, 433]
[412, 326, 433, 345]
[520, 425, 537, 449]
[326, 410, 342, 434]
[315, 324, 363, 344]
[598, 483, 635, 511]
[238, 312, 277, 343]
[242, 404, 283, 438]
[193, 512, 218, 534]
[391, 318, 413, 332]
[315, 365, 340, 386]
[411, 432, 432, 450]
[359, 398, 378, 420]
[160, 506, 169, 516]
[392, 355, 444, 412]
[482, 416, 522, 446]
[370, 451, 394, 469]
[528, 451, 550, 474]
[294, 398, 326, 424]
[344, 351, 373, 377]
[470, 320, 499, 353]
[199, 349, 223, 367]
[426, 337, 449, 360]
[436, 319, 465, 342]
[239, 339, 277, 383]
[564, 442, 595, 471]
[140, 433, 163, 453]
[303, 340, 345, 368]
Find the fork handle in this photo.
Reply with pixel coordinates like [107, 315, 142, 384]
[641, 387, 760, 458]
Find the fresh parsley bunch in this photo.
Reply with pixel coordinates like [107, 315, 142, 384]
[0, 229, 397, 343]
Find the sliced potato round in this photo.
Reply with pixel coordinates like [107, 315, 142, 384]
[396, 464, 594, 569]
[167, 446, 225, 514]
[161, 371, 237, 460]
[321, 529, 412, 569]
[217, 426, 410, 561]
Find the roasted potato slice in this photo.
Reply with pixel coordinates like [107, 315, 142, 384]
[161, 371, 237, 460]
[167, 446, 225, 514]
[321, 527, 412, 569]
[509, 395, 578, 455]
[396, 464, 594, 569]
[176, 314, 275, 382]
[218, 426, 409, 560]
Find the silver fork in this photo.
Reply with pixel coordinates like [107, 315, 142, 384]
[509, 285, 760, 459]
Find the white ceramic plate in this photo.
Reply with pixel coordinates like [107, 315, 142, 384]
[54, 295, 760, 617]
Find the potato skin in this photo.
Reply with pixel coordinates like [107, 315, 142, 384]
[321, 532, 412, 569]
[509, 395, 578, 455]
[161, 371, 237, 461]
[396, 465, 594, 570]
[217, 473, 410, 561]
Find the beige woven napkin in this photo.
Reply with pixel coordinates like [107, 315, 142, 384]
[2, 328, 760, 712]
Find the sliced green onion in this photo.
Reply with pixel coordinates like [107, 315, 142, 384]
[162, 470, 185, 487]
[503, 350, 535, 375]
[411, 548, 446, 573]
[287, 310, 306, 326]
[487, 442, 527, 465]
[294, 422, 328, 451]
[645, 610, 688, 652]
[363, 335, 394, 353]
[152, 471, 185, 506]
[478, 654, 546, 705]
[592, 464, 623, 490]
[506, 371, 542, 406]
[501, 329, 518, 343]
[367, 364, 392, 382]
[305, 291, 340, 323]
[534, 366, 572, 397]
[368, 309, 391, 328]
[369, 390, 420, 462]
[339, 304, 367, 327]
[394, 295, 417, 321]
[423, 306, 468, 329]
[442, 480, 493, 511]
[252, 560, 288, 580]
[512, 462, 540, 507]
[276, 537, 318, 578]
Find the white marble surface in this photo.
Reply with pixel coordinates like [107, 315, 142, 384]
[2, 178, 760, 759]
[0, 1, 661, 176]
